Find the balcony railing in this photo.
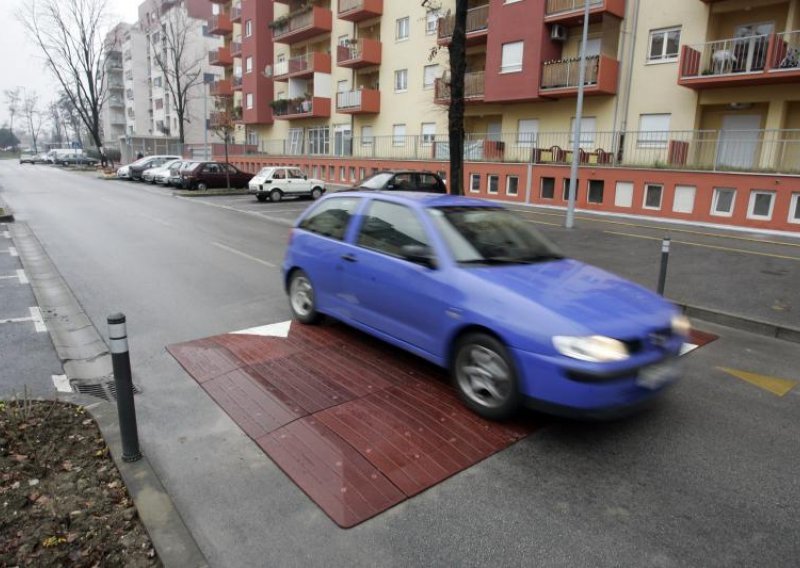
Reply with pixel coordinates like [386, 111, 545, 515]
[273, 52, 332, 79]
[546, 0, 602, 14]
[434, 71, 485, 102]
[231, 41, 242, 57]
[438, 4, 489, 41]
[271, 6, 333, 43]
[540, 55, 619, 96]
[544, 0, 625, 22]
[208, 14, 233, 36]
[209, 47, 233, 66]
[338, 0, 383, 21]
[272, 96, 332, 119]
[231, 5, 242, 22]
[233, 75, 243, 89]
[336, 38, 382, 68]
[336, 89, 380, 113]
[210, 79, 233, 97]
[679, 31, 800, 88]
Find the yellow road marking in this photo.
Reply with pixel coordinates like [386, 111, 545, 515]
[605, 231, 800, 262]
[523, 218, 561, 227]
[718, 367, 797, 397]
[509, 208, 800, 248]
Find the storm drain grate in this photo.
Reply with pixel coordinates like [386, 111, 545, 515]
[71, 379, 141, 402]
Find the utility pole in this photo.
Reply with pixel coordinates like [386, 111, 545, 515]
[565, 0, 591, 229]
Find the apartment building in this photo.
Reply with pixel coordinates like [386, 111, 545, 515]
[207, 0, 800, 233]
[121, 25, 152, 138]
[102, 25, 129, 148]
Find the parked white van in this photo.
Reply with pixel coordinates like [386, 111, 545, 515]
[48, 148, 84, 164]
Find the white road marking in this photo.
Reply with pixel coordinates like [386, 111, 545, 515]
[2, 247, 18, 256]
[176, 195, 295, 227]
[0, 307, 46, 332]
[231, 320, 292, 338]
[52, 374, 73, 393]
[17, 269, 28, 284]
[211, 241, 277, 268]
[3, 231, 9, 238]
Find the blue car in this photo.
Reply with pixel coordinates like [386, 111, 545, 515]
[282, 192, 690, 420]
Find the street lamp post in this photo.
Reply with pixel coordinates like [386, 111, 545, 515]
[565, 0, 592, 229]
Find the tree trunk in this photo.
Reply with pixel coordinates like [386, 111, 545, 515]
[448, 0, 468, 196]
[224, 133, 230, 191]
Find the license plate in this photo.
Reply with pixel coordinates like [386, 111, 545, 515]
[637, 360, 679, 390]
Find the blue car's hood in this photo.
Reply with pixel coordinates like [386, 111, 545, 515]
[464, 259, 676, 338]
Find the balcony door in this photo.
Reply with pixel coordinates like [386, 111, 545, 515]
[716, 114, 761, 169]
[334, 124, 352, 157]
[732, 22, 774, 73]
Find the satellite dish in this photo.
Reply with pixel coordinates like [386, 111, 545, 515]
[263, 65, 273, 78]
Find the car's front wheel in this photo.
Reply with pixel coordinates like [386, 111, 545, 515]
[452, 333, 521, 421]
[310, 187, 323, 200]
[269, 189, 283, 202]
[196, 182, 208, 191]
[288, 269, 320, 325]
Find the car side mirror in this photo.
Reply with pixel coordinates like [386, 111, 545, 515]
[401, 245, 437, 269]
[303, 175, 308, 180]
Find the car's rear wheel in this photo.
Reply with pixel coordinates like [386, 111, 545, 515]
[288, 269, 320, 325]
[452, 333, 520, 421]
[196, 182, 208, 191]
[256, 194, 267, 202]
[310, 187, 323, 200]
[269, 189, 283, 202]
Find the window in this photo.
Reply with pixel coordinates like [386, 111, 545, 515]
[245, 56, 253, 73]
[426, 11, 440, 35]
[517, 119, 539, 148]
[563, 178, 579, 201]
[155, 98, 164, 110]
[569, 117, 596, 149]
[307, 127, 330, 155]
[153, 77, 162, 87]
[394, 69, 408, 92]
[287, 168, 304, 179]
[588, 180, 604, 204]
[637, 114, 671, 148]
[615, 182, 634, 207]
[672, 185, 695, 214]
[539, 177, 555, 199]
[747, 190, 775, 220]
[644, 184, 663, 210]
[790, 193, 800, 224]
[648, 27, 681, 63]
[340, 166, 346, 180]
[245, 93, 253, 109]
[423, 64, 439, 89]
[711, 188, 736, 217]
[328, 165, 335, 180]
[506, 176, 519, 197]
[245, 20, 252, 37]
[487, 175, 499, 194]
[396, 17, 410, 41]
[419, 174, 444, 193]
[470, 174, 481, 193]
[349, 167, 356, 182]
[337, 79, 348, 92]
[421, 123, 436, 146]
[358, 201, 430, 259]
[392, 124, 406, 146]
[299, 197, 361, 241]
[501, 41, 524, 73]
[359, 167, 366, 180]
[361, 125, 374, 146]
[338, 34, 349, 46]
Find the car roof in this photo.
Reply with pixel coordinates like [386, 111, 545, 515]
[327, 191, 494, 208]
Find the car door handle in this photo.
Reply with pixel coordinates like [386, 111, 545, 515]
[341, 254, 357, 263]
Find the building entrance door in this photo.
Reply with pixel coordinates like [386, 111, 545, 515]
[717, 114, 761, 169]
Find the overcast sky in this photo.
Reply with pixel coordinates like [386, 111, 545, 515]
[0, 0, 141, 127]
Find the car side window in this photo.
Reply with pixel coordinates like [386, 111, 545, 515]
[298, 197, 361, 241]
[206, 164, 219, 173]
[419, 174, 445, 193]
[357, 201, 430, 257]
[225, 164, 237, 173]
[391, 173, 414, 190]
[273, 169, 285, 179]
[288, 169, 305, 179]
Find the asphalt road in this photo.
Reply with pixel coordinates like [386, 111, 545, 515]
[1, 161, 799, 567]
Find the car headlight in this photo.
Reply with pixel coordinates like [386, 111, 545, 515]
[671, 314, 691, 337]
[552, 335, 630, 362]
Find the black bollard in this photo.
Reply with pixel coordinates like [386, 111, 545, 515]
[107, 313, 142, 462]
[657, 236, 671, 296]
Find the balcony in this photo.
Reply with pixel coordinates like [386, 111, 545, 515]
[338, 0, 383, 22]
[209, 46, 233, 67]
[679, 31, 800, 89]
[231, 5, 242, 23]
[272, 97, 332, 120]
[109, 97, 125, 108]
[544, 0, 626, 25]
[273, 52, 332, 81]
[208, 14, 233, 36]
[539, 55, 619, 97]
[337, 38, 381, 69]
[438, 4, 489, 46]
[336, 89, 380, 114]
[209, 0, 228, 3]
[271, 6, 333, 44]
[233, 75, 243, 91]
[109, 82, 124, 91]
[210, 79, 233, 97]
[434, 71, 485, 104]
[231, 41, 242, 57]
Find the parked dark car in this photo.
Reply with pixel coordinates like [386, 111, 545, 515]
[19, 152, 48, 164]
[349, 170, 447, 193]
[58, 154, 99, 167]
[180, 161, 253, 190]
[128, 155, 182, 181]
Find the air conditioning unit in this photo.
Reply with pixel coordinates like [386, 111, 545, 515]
[550, 24, 567, 42]
[263, 65, 273, 78]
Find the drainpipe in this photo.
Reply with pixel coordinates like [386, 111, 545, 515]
[617, 0, 641, 137]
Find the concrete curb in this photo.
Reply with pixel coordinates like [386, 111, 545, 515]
[172, 189, 249, 197]
[679, 303, 800, 344]
[9, 222, 208, 568]
[0, 197, 14, 222]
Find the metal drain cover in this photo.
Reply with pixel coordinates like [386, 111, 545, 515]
[71, 378, 141, 401]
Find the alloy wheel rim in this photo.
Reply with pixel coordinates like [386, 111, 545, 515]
[290, 276, 313, 317]
[456, 345, 511, 408]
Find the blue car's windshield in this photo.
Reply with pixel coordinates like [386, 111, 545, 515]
[428, 206, 563, 265]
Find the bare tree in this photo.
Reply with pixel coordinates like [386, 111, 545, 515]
[4, 88, 22, 148]
[151, 1, 206, 144]
[21, 91, 45, 154]
[47, 101, 64, 144]
[423, 0, 467, 195]
[19, 0, 112, 156]
[58, 92, 84, 148]
[209, 95, 238, 191]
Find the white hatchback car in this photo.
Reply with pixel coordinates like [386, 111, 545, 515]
[248, 166, 326, 202]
